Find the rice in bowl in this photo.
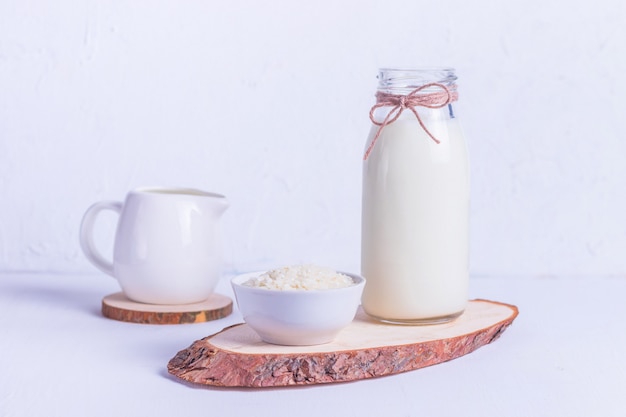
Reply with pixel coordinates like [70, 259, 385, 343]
[241, 265, 355, 291]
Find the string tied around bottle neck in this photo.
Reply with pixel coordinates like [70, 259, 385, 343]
[364, 82, 458, 160]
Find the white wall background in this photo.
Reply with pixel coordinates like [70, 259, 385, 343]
[1, 0, 625, 277]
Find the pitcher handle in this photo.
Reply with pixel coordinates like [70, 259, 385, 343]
[79, 201, 123, 277]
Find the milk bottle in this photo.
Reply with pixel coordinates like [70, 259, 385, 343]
[361, 68, 470, 324]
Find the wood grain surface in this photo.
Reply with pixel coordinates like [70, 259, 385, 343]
[168, 299, 518, 387]
[102, 292, 233, 324]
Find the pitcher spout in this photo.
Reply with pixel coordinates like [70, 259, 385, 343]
[211, 195, 229, 217]
[200, 191, 228, 217]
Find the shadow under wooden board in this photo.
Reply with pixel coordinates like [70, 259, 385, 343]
[168, 299, 518, 387]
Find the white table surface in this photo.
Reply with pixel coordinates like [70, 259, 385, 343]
[1, 272, 625, 417]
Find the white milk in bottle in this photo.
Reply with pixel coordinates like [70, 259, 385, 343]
[361, 68, 469, 324]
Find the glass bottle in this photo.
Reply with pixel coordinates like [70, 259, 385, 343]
[361, 68, 470, 324]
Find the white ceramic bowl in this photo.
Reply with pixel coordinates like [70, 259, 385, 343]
[231, 271, 365, 346]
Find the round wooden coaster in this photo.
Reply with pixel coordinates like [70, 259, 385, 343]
[102, 292, 233, 325]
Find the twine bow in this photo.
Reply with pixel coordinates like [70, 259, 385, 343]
[364, 82, 458, 160]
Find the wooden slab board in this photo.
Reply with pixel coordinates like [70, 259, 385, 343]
[102, 292, 233, 324]
[168, 299, 518, 387]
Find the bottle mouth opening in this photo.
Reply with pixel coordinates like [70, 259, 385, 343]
[377, 67, 457, 92]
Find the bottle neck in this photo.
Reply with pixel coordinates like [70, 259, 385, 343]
[364, 68, 460, 160]
[377, 68, 457, 95]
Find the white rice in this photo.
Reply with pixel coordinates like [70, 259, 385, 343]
[242, 265, 354, 291]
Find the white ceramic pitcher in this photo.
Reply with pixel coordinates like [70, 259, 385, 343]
[80, 187, 229, 305]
